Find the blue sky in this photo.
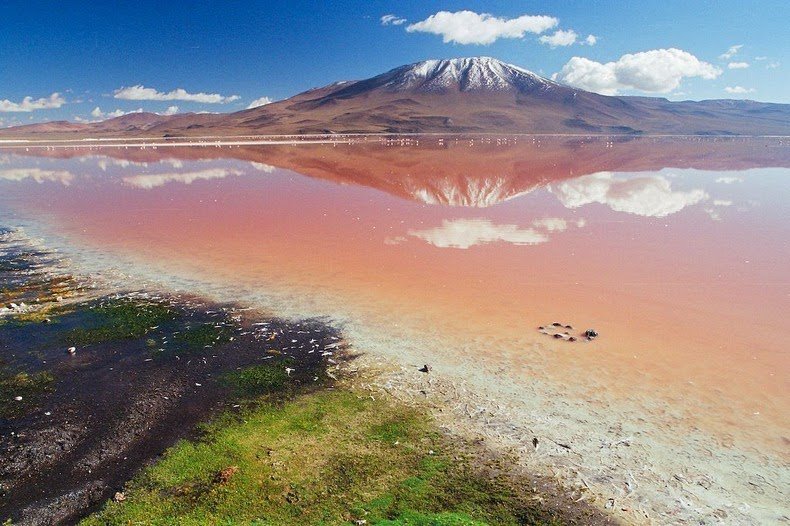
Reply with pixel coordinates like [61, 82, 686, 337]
[1, 0, 788, 125]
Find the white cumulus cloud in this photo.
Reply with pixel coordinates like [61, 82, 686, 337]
[96, 158, 148, 170]
[715, 176, 743, 184]
[82, 105, 176, 122]
[405, 10, 558, 45]
[539, 29, 578, 48]
[719, 44, 742, 60]
[550, 172, 708, 217]
[727, 62, 749, 69]
[553, 48, 722, 95]
[89, 106, 144, 120]
[381, 14, 407, 26]
[724, 86, 754, 94]
[250, 162, 275, 172]
[247, 96, 274, 109]
[531, 218, 568, 231]
[584, 34, 597, 46]
[409, 218, 548, 249]
[408, 216, 583, 249]
[123, 168, 244, 189]
[0, 168, 74, 185]
[113, 85, 239, 104]
[0, 93, 65, 112]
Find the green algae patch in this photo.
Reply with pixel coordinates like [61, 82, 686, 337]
[82, 390, 564, 526]
[64, 297, 177, 345]
[175, 323, 234, 350]
[0, 370, 55, 418]
[222, 363, 290, 396]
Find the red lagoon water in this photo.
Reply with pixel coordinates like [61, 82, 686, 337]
[1, 136, 788, 454]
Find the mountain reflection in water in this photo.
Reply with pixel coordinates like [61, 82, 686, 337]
[1, 136, 788, 458]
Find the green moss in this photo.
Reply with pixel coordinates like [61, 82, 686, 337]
[368, 412, 416, 443]
[375, 511, 489, 526]
[222, 363, 289, 396]
[82, 390, 564, 526]
[64, 297, 176, 345]
[175, 323, 233, 349]
[0, 370, 55, 418]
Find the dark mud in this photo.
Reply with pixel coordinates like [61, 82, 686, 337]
[0, 290, 343, 525]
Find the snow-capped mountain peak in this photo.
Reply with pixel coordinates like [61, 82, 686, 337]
[378, 57, 556, 93]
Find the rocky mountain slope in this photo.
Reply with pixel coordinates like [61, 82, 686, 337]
[3, 57, 789, 137]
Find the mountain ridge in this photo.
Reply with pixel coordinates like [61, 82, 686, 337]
[3, 57, 789, 137]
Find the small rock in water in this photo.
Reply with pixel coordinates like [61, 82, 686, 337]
[419, 364, 432, 373]
[568, 337, 577, 342]
[551, 322, 563, 327]
[553, 333, 565, 339]
[584, 329, 599, 340]
[67, 346, 76, 355]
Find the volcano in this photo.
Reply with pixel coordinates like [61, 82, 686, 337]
[4, 57, 790, 137]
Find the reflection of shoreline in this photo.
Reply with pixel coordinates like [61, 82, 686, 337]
[5, 136, 790, 208]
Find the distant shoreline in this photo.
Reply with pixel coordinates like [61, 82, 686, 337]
[1, 132, 788, 150]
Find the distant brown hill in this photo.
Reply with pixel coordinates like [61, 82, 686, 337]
[3, 57, 790, 137]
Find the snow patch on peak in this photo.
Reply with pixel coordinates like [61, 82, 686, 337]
[385, 57, 555, 93]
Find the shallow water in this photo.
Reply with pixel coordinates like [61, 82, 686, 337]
[1, 136, 789, 520]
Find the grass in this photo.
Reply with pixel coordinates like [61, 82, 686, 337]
[64, 297, 176, 345]
[0, 370, 55, 418]
[82, 389, 564, 526]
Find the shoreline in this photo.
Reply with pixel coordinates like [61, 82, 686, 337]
[2, 132, 790, 150]
[0, 227, 613, 525]
[4, 220, 789, 525]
